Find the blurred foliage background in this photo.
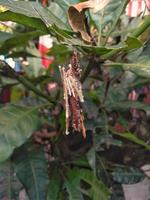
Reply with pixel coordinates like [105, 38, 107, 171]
[0, 0, 150, 199]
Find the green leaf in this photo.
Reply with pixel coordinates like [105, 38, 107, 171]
[105, 55, 150, 78]
[112, 167, 145, 184]
[141, 38, 150, 56]
[0, 1, 68, 30]
[94, 133, 123, 149]
[65, 169, 84, 200]
[0, 160, 22, 199]
[125, 36, 144, 50]
[90, 0, 128, 40]
[131, 15, 150, 38]
[50, 25, 123, 53]
[69, 157, 90, 168]
[80, 170, 110, 200]
[66, 168, 110, 200]
[128, 55, 150, 78]
[50, 43, 71, 64]
[0, 31, 13, 44]
[0, 10, 48, 32]
[86, 148, 96, 174]
[7, 51, 38, 59]
[105, 0, 129, 39]
[47, 176, 61, 200]
[54, 0, 71, 12]
[0, 31, 43, 54]
[0, 1, 77, 46]
[102, 35, 143, 58]
[111, 131, 150, 150]
[0, 105, 40, 162]
[65, 180, 83, 200]
[111, 15, 142, 38]
[48, 2, 69, 25]
[10, 86, 24, 103]
[13, 143, 49, 200]
[75, 44, 126, 55]
[109, 100, 150, 112]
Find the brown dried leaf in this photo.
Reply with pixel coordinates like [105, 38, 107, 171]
[68, 0, 110, 42]
[68, 5, 91, 42]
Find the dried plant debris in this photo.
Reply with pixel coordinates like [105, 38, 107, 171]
[68, 5, 91, 42]
[59, 52, 86, 138]
[68, 0, 110, 42]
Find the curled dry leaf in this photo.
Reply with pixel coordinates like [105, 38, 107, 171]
[68, 0, 110, 42]
[68, 5, 91, 42]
